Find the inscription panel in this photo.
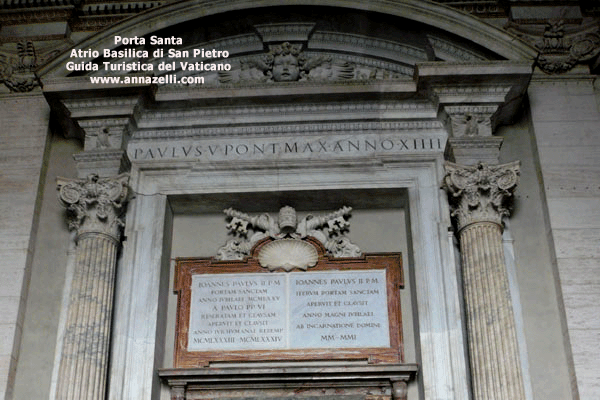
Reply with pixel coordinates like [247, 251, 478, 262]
[188, 270, 389, 352]
[174, 239, 403, 367]
[189, 274, 286, 351]
[290, 270, 389, 348]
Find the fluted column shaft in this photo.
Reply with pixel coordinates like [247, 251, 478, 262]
[443, 161, 525, 400]
[55, 174, 129, 400]
[459, 222, 524, 400]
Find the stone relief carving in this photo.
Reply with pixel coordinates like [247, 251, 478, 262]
[218, 41, 357, 84]
[442, 105, 499, 137]
[57, 173, 129, 240]
[0, 41, 41, 92]
[442, 161, 520, 231]
[216, 205, 362, 267]
[506, 18, 600, 74]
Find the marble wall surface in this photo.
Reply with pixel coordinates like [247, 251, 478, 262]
[0, 94, 49, 399]
[529, 76, 600, 399]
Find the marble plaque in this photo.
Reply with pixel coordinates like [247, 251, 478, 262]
[188, 270, 389, 351]
[290, 270, 389, 348]
[189, 274, 287, 351]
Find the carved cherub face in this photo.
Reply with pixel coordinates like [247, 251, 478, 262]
[272, 53, 300, 81]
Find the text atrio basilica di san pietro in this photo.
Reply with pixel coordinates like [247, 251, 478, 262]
[1, 1, 600, 400]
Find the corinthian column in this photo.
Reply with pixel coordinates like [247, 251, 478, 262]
[443, 161, 525, 400]
[55, 173, 129, 400]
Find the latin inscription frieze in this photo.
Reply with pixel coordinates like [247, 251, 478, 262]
[128, 133, 445, 162]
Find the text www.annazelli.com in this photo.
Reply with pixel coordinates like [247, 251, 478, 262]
[88, 75, 204, 85]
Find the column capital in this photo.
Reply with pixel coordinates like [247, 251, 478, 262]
[443, 161, 520, 231]
[57, 173, 129, 241]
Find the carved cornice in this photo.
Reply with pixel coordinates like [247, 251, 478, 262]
[303, 51, 413, 77]
[140, 101, 436, 124]
[427, 35, 488, 62]
[431, 85, 511, 103]
[81, 1, 163, 15]
[442, 161, 520, 231]
[0, 6, 73, 24]
[57, 173, 129, 241]
[255, 23, 315, 43]
[309, 31, 428, 63]
[443, 104, 500, 137]
[432, 0, 506, 18]
[167, 34, 263, 62]
[0, 0, 79, 8]
[62, 97, 139, 114]
[132, 120, 445, 140]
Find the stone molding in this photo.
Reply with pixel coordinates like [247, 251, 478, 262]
[443, 104, 500, 137]
[57, 173, 129, 241]
[309, 31, 428, 63]
[37, 0, 538, 79]
[433, 0, 506, 17]
[445, 136, 504, 165]
[132, 120, 445, 140]
[255, 23, 316, 43]
[140, 101, 436, 123]
[173, 33, 263, 58]
[442, 161, 520, 232]
[79, 118, 130, 150]
[427, 35, 488, 62]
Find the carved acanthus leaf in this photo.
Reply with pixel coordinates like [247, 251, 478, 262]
[57, 173, 129, 241]
[442, 161, 520, 231]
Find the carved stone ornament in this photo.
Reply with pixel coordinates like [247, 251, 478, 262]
[0, 41, 54, 92]
[506, 19, 600, 74]
[216, 205, 361, 267]
[218, 41, 356, 84]
[442, 161, 520, 231]
[57, 173, 129, 241]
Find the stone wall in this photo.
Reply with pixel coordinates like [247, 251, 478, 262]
[528, 76, 600, 399]
[0, 94, 50, 400]
[11, 134, 80, 400]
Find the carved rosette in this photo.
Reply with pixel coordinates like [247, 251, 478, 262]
[443, 161, 520, 231]
[57, 173, 129, 241]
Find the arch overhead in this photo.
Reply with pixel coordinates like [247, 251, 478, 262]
[39, 0, 537, 80]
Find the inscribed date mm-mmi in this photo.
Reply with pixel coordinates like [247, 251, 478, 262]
[187, 270, 389, 351]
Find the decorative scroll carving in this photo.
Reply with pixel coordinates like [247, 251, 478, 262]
[216, 205, 361, 262]
[442, 161, 520, 231]
[57, 173, 129, 240]
[506, 18, 600, 74]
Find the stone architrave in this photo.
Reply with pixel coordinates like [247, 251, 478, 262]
[443, 161, 526, 400]
[55, 173, 129, 400]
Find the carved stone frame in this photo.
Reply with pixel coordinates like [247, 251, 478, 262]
[173, 237, 404, 367]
